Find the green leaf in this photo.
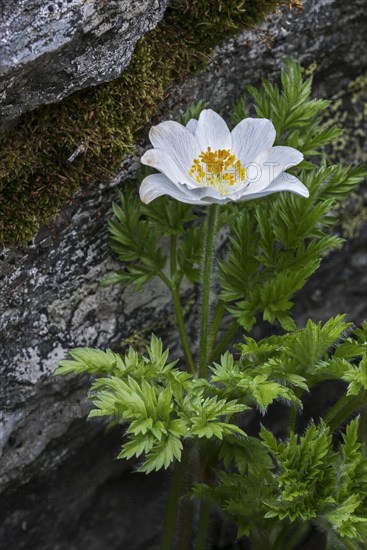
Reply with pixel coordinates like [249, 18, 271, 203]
[104, 189, 167, 290]
[139, 434, 183, 473]
[177, 223, 205, 283]
[55, 347, 126, 376]
[141, 196, 196, 236]
[342, 354, 367, 396]
[177, 99, 208, 125]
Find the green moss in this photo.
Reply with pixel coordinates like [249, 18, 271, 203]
[0, 0, 280, 246]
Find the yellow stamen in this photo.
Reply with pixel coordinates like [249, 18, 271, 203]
[189, 147, 246, 195]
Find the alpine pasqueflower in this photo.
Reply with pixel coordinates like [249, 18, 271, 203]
[139, 109, 309, 205]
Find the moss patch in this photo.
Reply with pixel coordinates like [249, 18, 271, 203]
[0, 0, 282, 246]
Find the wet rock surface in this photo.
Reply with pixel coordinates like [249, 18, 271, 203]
[0, 0, 169, 128]
[1, 0, 366, 548]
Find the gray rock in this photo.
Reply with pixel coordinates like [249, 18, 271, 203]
[0, 0, 169, 128]
[1, 0, 367, 548]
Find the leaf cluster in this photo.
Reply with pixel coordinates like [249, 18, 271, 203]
[102, 188, 205, 291]
[210, 350, 308, 410]
[55, 60, 367, 547]
[196, 419, 367, 547]
[102, 99, 211, 292]
[56, 335, 247, 473]
[236, 59, 342, 156]
[233, 315, 367, 397]
[192, 319, 367, 546]
[261, 419, 367, 544]
[219, 60, 366, 331]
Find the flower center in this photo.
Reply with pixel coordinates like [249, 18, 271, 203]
[189, 147, 246, 195]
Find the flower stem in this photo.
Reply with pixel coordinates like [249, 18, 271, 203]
[159, 246, 195, 376]
[160, 453, 187, 550]
[177, 486, 194, 550]
[196, 500, 210, 550]
[324, 395, 363, 432]
[171, 287, 196, 375]
[288, 405, 297, 436]
[170, 234, 177, 275]
[199, 204, 218, 378]
[209, 320, 239, 363]
[207, 300, 226, 358]
[281, 522, 309, 550]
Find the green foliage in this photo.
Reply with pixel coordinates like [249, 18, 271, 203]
[176, 224, 205, 283]
[210, 351, 307, 410]
[102, 187, 205, 290]
[342, 355, 367, 396]
[56, 347, 127, 376]
[260, 422, 337, 522]
[261, 419, 367, 543]
[141, 196, 196, 237]
[177, 99, 208, 125]
[218, 61, 365, 332]
[233, 316, 365, 390]
[219, 194, 344, 330]
[231, 95, 248, 125]
[246, 59, 342, 155]
[197, 419, 367, 546]
[54, 59, 367, 548]
[101, 190, 167, 291]
[56, 335, 246, 473]
[209, 316, 366, 413]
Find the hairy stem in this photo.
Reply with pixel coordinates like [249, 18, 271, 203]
[198, 204, 218, 378]
[288, 405, 297, 436]
[171, 286, 196, 375]
[209, 319, 239, 363]
[170, 234, 177, 275]
[177, 472, 195, 550]
[324, 395, 363, 432]
[282, 522, 309, 550]
[207, 300, 226, 358]
[159, 249, 195, 376]
[196, 500, 210, 550]
[160, 454, 187, 550]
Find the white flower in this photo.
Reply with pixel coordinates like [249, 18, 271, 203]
[139, 109, 309, 205]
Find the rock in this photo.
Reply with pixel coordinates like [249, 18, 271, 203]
[1, 0, 367, 548]
[166, 0, 367, 115]
[0, 0, 169, 129]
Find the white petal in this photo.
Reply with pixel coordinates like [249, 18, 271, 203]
[248, 146, 304, 191]
[195, 109, 231, 152]
[231, 118, 276, 166]
[139, 173, 224, 205]
[140, 173, 193, 204]
[186, 118, 198, 135]
[237, 172, 309, 201]
[149, 121, 199, 175]
[141, 149, 190, 186]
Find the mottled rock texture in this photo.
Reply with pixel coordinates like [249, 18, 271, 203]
[1, 0, 367, 548]
[0, 0, 169, 128]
